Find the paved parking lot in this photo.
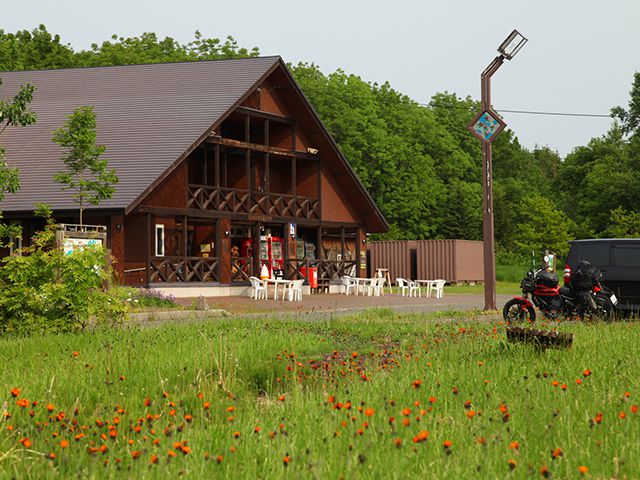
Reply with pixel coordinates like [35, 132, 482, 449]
[175, 291, 513, 316]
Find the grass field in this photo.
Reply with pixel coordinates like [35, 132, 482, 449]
[2, 310, 640, 478]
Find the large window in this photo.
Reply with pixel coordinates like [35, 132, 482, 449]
[580, 243, 609, 267]
[612, 244, 640, 268]
[155, 224, 165, 257]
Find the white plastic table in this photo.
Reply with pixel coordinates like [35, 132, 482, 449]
[263, 278, 294, 300]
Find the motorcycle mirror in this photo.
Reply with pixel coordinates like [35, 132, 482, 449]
[543, 255, 550, 263]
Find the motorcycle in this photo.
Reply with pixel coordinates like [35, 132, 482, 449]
[503, 265, 617, 323]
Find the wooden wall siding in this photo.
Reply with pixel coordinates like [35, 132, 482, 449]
[297, 160, 317, 197]
[251, 78, 287, 117]
[142, 162, 187, 209]
[270, 123, 294, 150]
[226, 154, 248, 189]
[320, 165, 359, 224]
[269, 156, 293, 195]
[124, 214, 147, 263]
[192, 223, 215, 257]
[110, 214, 125, 281]
[219, 218, 231, 284]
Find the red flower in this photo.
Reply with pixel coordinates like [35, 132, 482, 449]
[364, 407, 374, 417]
[10, 388, 20, 397]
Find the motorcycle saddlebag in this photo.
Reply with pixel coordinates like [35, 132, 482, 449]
[537, 271, 559, 287]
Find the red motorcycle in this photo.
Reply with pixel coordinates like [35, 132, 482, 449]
[503, 266, 616, 322]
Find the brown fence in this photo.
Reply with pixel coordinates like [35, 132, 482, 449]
[368, 240, 484, 283]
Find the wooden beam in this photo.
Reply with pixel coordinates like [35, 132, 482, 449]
[203, 148, 208, 185]
[246, 150, 252, 192]
[264, 119, 270, 147]
[317, 227, 323, 259]
[235, 106, 294, 124]
[245, 115, 250, 143]
[145, 213, 151, 287]
[183, 216, 188, 267]
[265, 153, 270, 193]
[340, 227, 345, 259]
[317, 158, 322, 220]
[292, 157, 297, 198]
[214, 144, 220, 187]
[206, 136, 316, 161]
[291, 123, 296, 152]
[138, 206, 360, 229]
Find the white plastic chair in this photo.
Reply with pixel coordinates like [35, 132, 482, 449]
[396, 278, 410, 297]
[341, 276, 356, 295]
[429, 279, 446, 299]
[249, 276, 267, 300]
[367, 277, 385, 297]
[409, 280, 421, 298]
[283, 279, 304, 302]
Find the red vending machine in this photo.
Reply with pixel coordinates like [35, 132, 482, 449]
[242, 235, 284, 278]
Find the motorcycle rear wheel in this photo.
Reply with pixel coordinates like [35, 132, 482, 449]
[503, 299, 536, 324]
[593, 293, 615, 322]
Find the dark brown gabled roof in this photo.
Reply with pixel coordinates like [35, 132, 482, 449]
[0, 57, 280, 212]
[0, 57, 387, 232]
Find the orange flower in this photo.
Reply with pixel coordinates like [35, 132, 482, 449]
[184, 414, 193, 423]
[443, 440, 452, 449]
[619, 411, 627, 419]
[576, 379, 582, 385]
[233, 431, 241, 439]
[508, 459, 517, 470]
[540, 465, 551, 478]
[428, 396, 436, 404]
[16, 399, 29, 408]
[552, 380, 559, 387]
[402, 418, 410, 427]
[551, 447, 563, 459]
[583, 369, 591, 377]
[412, 379, 422, 389]
[46, 404, 55, 412]
[150, 454, 159, 464]
[509, 441, 519, 450]
[60, 440, 69, 448]
[131, 451, 142, 460]
[283, 455, 291, 466]
[402, 408, 411, 416]
[594, 412, 603, 424]
[351, 352, 358, 358]
[20, 437, 32, 448]
[119, 375, 125, 381]
[578, 466, 589, 474]
[466, 410, 476, 419]
[254, 426, 261, 433]
[631, 405, 639, 414]
[10, 388, 20, 397]
[48, 452, 56, 460]
[143, 397, 151, 407]
[364, 407, 374, 417]
[561, 384, 567, 391]
[203, 402, 210, 410]
[625, 391, 631, 398]
[412, 430, 429, 443]
[278, 395, 286, 402]
[167, 449, 177, 458]
[393, 438, 402, 448]
[73, 351, 79, 358]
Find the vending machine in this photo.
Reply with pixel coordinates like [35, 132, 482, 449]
[242, 234, 284, 278]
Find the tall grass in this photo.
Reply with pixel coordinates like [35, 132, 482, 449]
[2, 314, 639, 478]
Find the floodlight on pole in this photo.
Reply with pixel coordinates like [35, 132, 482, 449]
[467, 29, 527, 311]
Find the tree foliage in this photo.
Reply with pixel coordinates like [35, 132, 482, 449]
[52, 106, 118, 225]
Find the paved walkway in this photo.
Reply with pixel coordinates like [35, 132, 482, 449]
[175, 292, 513, 317]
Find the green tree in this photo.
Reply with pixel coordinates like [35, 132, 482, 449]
[0, 79, 36, 243]
[52, 106, 118, 226]
[604, 206, 640, 238]
[0, 25, 76, 71]
[512, 195, 576, 257]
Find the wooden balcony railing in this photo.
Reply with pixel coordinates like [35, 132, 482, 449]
[231, 257, 253, 283]
[285, 258, 357, 282]
[188, 185, 320, 220]
[150, 256, 219, 283]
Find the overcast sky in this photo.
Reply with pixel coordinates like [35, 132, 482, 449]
[4, 0, 639, 157]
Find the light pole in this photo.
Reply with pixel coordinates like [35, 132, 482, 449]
[468, 29, 527, 311]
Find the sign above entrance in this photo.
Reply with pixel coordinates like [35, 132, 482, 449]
[248, 214, 273, 222]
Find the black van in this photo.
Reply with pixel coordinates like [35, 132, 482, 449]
[565, 239, 640, 312]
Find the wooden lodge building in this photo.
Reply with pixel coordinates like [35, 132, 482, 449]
[0, 57, 388, 289]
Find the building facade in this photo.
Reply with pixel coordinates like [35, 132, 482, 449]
[0, 57, 387, 287]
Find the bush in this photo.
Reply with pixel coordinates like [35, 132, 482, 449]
[114, 287, 177, 310]
[0, 215, 128, 335]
